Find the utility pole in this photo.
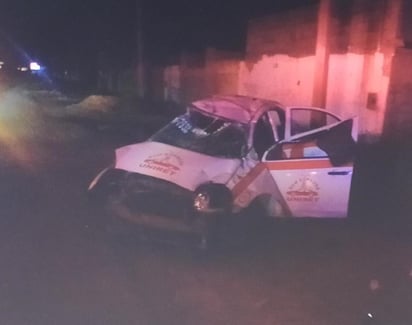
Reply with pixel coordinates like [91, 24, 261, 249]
[312, 0, 331, 108]
[136, 0, 145, 98]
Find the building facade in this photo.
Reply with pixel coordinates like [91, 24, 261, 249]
[159, 0, 411, 141]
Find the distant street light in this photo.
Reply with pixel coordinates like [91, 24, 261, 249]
[30, 62, 41, 71]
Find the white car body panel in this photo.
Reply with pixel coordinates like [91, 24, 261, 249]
[226, 157, 280, 212]
[262, 118, 356, 217]
[115, 141, 241, 192]
[264, 159, 353, 218]
[105, 96, 357, 219]
[192, 95, 284, 124]
[114, 141, 280, 212]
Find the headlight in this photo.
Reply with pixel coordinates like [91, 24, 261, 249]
[193, 192, 210, 211]
[193, 184, 232, 214]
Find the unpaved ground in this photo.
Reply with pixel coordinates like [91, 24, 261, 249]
[0, 88, 411, 325]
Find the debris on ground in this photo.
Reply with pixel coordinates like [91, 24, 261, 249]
[66, 95, 120, 118]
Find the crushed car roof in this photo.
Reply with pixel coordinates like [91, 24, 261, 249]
[191, 95, 285, 124]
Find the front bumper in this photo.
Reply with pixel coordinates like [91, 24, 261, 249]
[90, 169, 213, 235]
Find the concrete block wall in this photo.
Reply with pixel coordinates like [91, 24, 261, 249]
[162, 49, 241, 104]
[207, 59, 240, 97]
[180, 66, 207, 103]
[240, 4, 319, 107]
[238, 54, 316, 106]
[239, 0, 404, 139]
[156, 0, 408, 140]
[246, 5, 318, 61]
[402, 0, 412, 47]
[163, 65, 181, 102]
[384, 48, 412, 139]
[326, 52, 390, 137]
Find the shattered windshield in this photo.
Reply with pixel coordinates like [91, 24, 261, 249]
[150, 110, 248, 158]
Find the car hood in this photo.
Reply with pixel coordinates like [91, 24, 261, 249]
[114, 141, 241, 191]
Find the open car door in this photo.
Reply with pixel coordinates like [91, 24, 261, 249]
[262, 118, 356, 218]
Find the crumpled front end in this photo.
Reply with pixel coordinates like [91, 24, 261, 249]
[90, 168, 210, 236]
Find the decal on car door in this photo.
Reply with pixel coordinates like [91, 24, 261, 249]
[263, 118, 356, 218]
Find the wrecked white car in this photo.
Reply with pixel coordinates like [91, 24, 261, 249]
[88, 95, 357, 248]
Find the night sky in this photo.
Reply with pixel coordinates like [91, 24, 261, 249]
[0, 0, 317, 68]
